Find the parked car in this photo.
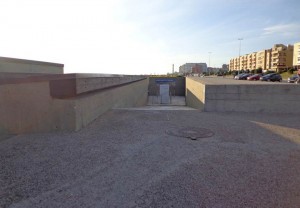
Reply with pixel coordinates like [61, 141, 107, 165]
[234, 73, 251, 80]
[260, 73, 282, 82]
[287, 74, 300, 83]
[234, 73, 244, 80]
[216, 72, 223, 76]
[247, 74, 261, 81]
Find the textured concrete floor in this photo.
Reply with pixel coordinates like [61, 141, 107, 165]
[147, 96, 186, 106]
[1, 109, 300, 208]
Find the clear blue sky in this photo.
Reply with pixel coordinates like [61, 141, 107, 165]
[1, 0, 299, 74]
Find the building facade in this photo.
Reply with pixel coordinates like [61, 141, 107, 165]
[179, 63, 207, 74]
[256, 50, 266, 69]
[271, 44, 294, 72]
[293, 42, 300, 69]
[222, 64, 229, 71]
[229, 43, 295, 72]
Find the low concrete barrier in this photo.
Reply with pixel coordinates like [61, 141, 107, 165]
[186, 77, 300, 113]
[0, 57, 64, 74]
[0, 74, 148, 134]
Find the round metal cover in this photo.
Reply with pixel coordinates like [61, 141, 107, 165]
[166, 127, 214, 140]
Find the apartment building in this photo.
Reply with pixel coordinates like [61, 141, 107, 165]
[266, 49, 272, 70]
[246, 52, 256, 70]
[293, 42, 300, 69]
[179, 63, 207, 74]
[229, 59, 234, 70]
[256, 50, 266, 69]
[246, 54, 251, 70]
[229, 44, 294, 72]
[229, 52, 256, 71]
[271, 44, 294, 72]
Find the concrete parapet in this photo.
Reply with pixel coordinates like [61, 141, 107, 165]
[186, 77, 300, 113]
[0, 74, 148, 134]
[49, 74, 146, 98]
[0, 57, 64, 74]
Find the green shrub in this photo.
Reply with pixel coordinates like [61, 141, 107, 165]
[288, 68, 294, 74]
[256, 68, 263, 74]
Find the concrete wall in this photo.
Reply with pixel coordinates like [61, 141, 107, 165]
[185, 78, 205, 110]
[75, 79, 148, 130]
[0, 57, 64, 74]
[186, 77, 300, 113]
[0, 74, 148, 134]
[148, 77, 185, 96]
[0, 82, 75, 134]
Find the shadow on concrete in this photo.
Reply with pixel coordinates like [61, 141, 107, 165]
[186, 89, 204, 110]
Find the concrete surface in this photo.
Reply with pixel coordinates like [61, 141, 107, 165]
[0, 57, 63, 74]
[186, 77, 300, 113]
[1, 109, 300, 208]
[147, 96, 186, 106]
[117, 105, 194, 110]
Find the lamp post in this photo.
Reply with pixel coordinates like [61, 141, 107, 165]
[238, 38, 243, 75]
[208, 52, 212, 75]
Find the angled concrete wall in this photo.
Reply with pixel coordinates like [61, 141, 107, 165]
[186, 77, 205, 110]
[186, 77, 300, 113]
[0, 74, 148, 134]
[0, 57, 64, 74]
[75, 79, 148, 130]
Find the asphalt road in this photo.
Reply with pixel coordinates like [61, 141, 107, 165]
[1, 109, 300, 208]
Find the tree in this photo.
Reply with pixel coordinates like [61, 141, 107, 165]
[256, 67, 262, 74]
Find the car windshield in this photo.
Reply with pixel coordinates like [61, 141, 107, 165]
[264, 73, 275, 77]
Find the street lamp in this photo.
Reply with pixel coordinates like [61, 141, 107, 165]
[238, 38, 243, 75]
[208, 52, 212, 75]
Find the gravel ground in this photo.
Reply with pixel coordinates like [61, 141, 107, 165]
[1, 109, 300, 208]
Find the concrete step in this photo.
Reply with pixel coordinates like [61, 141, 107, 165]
[147, 96, 186, 106]
[115, 106, 196, 110]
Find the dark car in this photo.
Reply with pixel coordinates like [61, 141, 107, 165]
[234, 73, 243, 80]
[247, 74, 261, 81]
[216, 72, 223, 76]
[234, 73, 251, 80]
[260, 73, 282, 82]
[287, 74, 300, 83]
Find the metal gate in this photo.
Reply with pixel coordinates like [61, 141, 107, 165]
[159, 84, 170, 104]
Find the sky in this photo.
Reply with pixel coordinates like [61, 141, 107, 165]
[0, 0, 299, 75]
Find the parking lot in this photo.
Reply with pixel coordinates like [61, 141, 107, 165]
[197, 75, 299, 85]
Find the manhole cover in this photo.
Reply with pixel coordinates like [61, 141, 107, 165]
[166, 127, 214, 140]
